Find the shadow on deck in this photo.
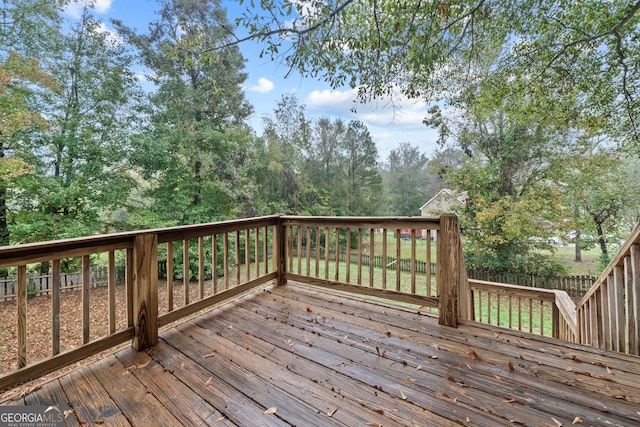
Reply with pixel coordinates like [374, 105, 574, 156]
[4, 282, 640, 427]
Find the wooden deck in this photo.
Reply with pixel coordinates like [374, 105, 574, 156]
[3, 282, 640, 426]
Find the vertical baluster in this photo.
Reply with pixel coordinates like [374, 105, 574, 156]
[235, 230, 241, 286]
[245, 229, 251, 282]
[199, 237, 205, 299]
[335, 227, 340, 282]
[126, 247, 134, 327]
[224, 233, 229, 290]
[613, 265, 625, 352]
[52, 259, 61, 356]
[357, 228, 363, 285]
[17, 265, 27, 368]
[345, 227, 351, 283]
[324, 227, 330, 280]
[297, 226, 302, 275]
[108, 251, 116, 334]
[315, 227, 320, 278]
[369, 228, 375, 288]
[426, 230, 431, 296]
[183, 240, 190, 305]
[410, 229, 416, 294]
[382, 228, 387, 290]
[629, 245, 640, 355]
[255, 227, 260, 279]
[212, 234, 218, 294]
[395, 229, 401, 292]
[167, 242, 174, 311]
[306, 227, 311, 277]
[82, 255, 90, 344]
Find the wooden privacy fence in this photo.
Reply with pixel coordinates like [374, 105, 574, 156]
[575, 222, 640, 355]
[0, 266, 111, 301]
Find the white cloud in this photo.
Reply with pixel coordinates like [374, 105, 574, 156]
[94, 22, 122, 45]
[64, 0, 113, 19]
[247, 78, 275, 94]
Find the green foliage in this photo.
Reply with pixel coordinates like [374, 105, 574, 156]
[381, 143, 431, 216]
[118, 0, 256, 226]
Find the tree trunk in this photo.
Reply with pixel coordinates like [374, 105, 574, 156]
[574, 230, 582, 262]
[0, 142, 8, 246]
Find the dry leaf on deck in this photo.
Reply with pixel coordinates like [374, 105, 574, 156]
[203, 353, 216, 358]
[306, 304, 313, 312]
[366, 423, 382, 427]
[136, 359, 152, 369]
[571, 355, 582, 363]
[264, 407, 277, 414]
[572, 416, 583, 424]
[400, 391, 407, 400]
[205, 376, 213, 386]
[416, 365, 423, 370]
[468, 349, 478, 359]
[552, 417, 563, 427]
[327, 408, 338, 417]
[509, 361, 515, 371]
[93, 419, 105, 424]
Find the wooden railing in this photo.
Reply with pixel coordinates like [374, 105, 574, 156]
[468, 280, 576, 340]
[0, 214, 471, 392]
[575, 222, 640, 355]
[0, 215, 279, 392]
[279, 214, 472, 326]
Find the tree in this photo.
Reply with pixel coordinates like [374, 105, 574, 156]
[382, 143, 431, 216]
[342, 121, 382, 215]
[9, 11, 143, 243]
[235, 1, 640, 150]
[562, 145, 638, 266]
[0, 0, 66, 245]
[432, 109, 571, 275]
[118, 0, 256, 225]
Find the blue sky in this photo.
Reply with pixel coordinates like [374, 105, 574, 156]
[63, 0, 440, 161]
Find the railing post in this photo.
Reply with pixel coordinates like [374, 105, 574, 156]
[438, 214, 466, 327]
[132, 233, 158, 351]
[274, 217, 287, 286]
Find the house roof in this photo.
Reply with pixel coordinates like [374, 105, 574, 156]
[420, 188, 467, 211]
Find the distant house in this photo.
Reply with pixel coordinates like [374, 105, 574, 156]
[420, 188, 467, 217]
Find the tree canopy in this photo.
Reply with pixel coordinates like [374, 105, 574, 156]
[236, 0, 640, 150]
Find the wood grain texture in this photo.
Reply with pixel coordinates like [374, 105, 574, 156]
[9, 282, 639, 427]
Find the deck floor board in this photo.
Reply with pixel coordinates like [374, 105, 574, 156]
[3, 282, 640, 426]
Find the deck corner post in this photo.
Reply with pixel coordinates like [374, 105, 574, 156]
[132, 233, 158, 351]
[274, 216, 287, 286]
[438, 214, 463, 328]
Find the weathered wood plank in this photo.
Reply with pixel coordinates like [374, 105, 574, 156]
[158, 332, 295, 427]
[90, 354, 182, 426]
[115, 348, 234, 426]
[59, 367, 130, 426]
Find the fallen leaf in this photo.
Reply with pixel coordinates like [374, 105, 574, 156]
[306, 304, 313, 312]
[136, 359, 151, 369]
[611, 394, 626, 400]
[466, 416, 470, 423]
[432, 343, 441, 350]
[468, 349, 478, 359]
[363, 337, 370, 343]
[366, 423, 382, 427]
[338, 335, 348, 343]
[180, 362, 185, 369]
[552, 417, 563, 427]
[401, 391, 407, 400]
[327, 408, 338, 417]
[93, 420, 104, 425]
[374, 409, 384, 415]
[215, 416, 226, 421]
[571, 355, 581, 363]
[416, 365, 423, 371]
[264, 407, 277, 414]
[205, 377, 213, 386]
[606, 366, 613, 374]
[428, 355, 438, 359]
[203, 353, 216, 358]
[572, 416, 583, 424]
[407, 377, 416, 382]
